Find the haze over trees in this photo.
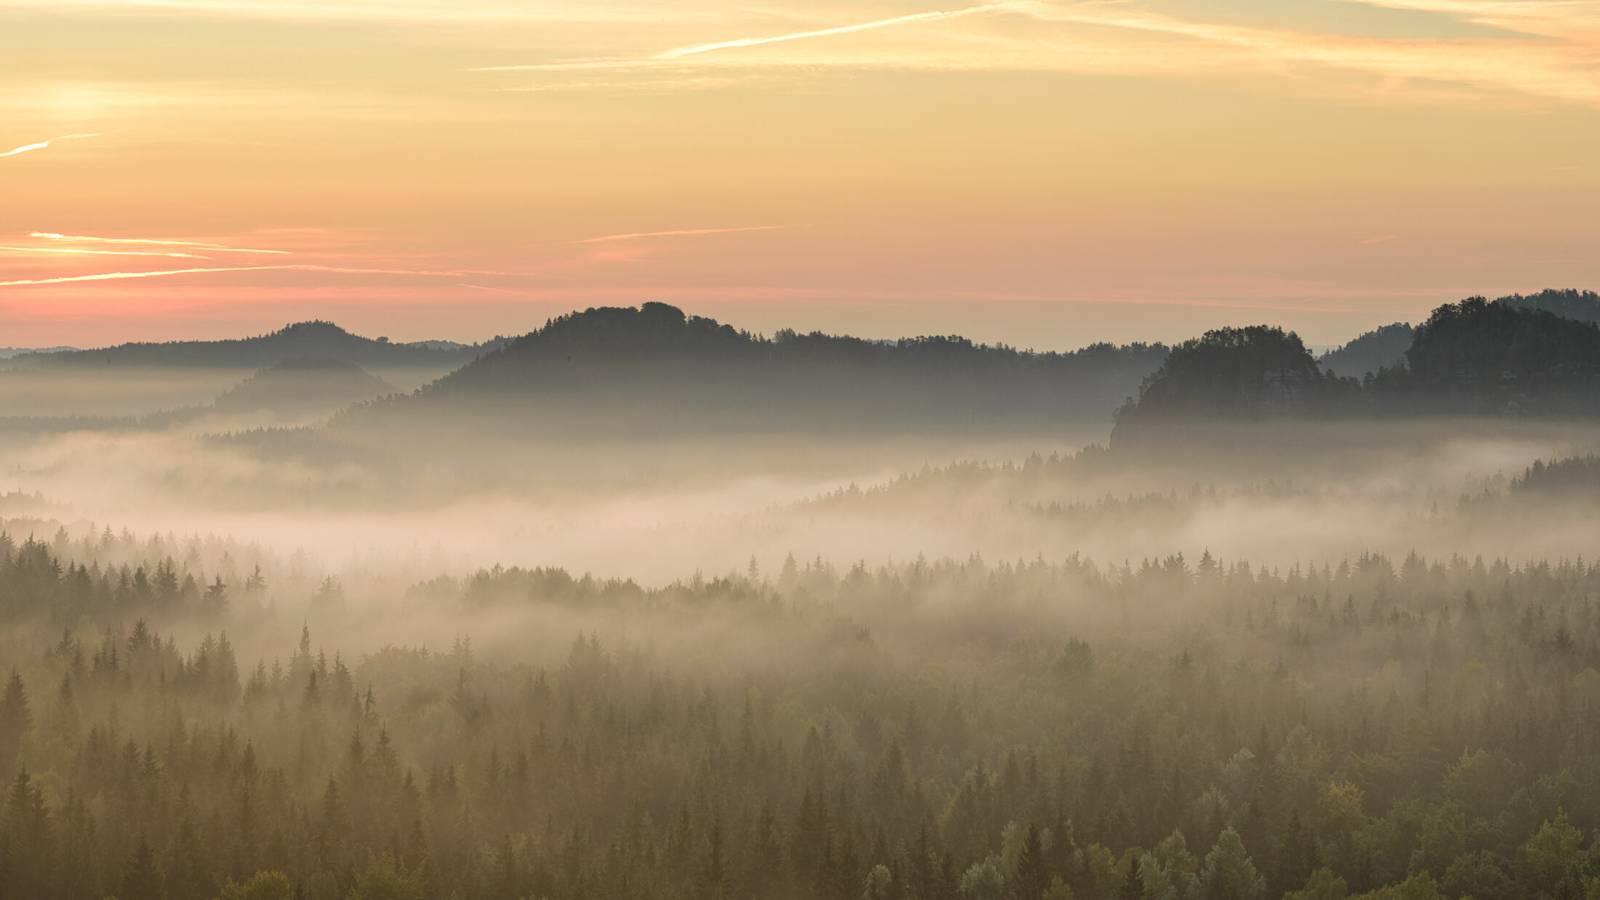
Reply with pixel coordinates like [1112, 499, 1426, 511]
[0, 323, 490, 420]
[1378, 298, 1600, 413]
[1497, 289, 1600, 326]
[1318, 324, 1414, 381]
[351, 302, 1170, 436]
[1110, 326, 1357, 449]
[7, 528, 1600, 900]
[4, 294, 1600, 899]
[1314, 291, 1600, 382]
[7, 321, 496, 371]
[1115, 293, 1600, 448]
[213, 359, 397, 417]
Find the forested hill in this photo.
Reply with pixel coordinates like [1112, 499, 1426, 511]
[1498, 288, 1600, 325]
[1372, 296, 1600, 413]
[350, 302, 1170, 433]
[1318, 323, 1414, 380]
[0, 346, 77, 360]
[1113, 294, 1600, 446]
[10, 321, 497, 370]
[213, 358, 397, 414]
[1109, 326, 1357, 447]
[1315, 291, 1600, 381]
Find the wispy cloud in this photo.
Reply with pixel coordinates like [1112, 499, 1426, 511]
[458, 282, 546, 297]
[1359, 234, 1400, 245]
[0, 133, 101, 159]
[488, 75, 762, 92]
[575, 224, 794, 244]
[0, 245, 209, 259]
[471, 4, 1018, 76]
[0, 263, 544, 287]
[0, 0, 697, 25]
[1334, 0, 1600, 39]
[1017, 1, 1600, 108]
[30, 232, 291, 255]
[0, 266, 291, 287]
[0, 142, 51, 159]
[657, 3, 1016, 59]
[474, 0, 1600, 109]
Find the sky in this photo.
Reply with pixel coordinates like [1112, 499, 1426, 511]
[1, 0, 1597, 350]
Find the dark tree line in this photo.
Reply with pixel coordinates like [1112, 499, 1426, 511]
[343, 302, 1170, 435]
[1114, 294, 1600, 450]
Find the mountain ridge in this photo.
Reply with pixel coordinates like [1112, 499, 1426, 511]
[344, 301, 1171, 434]
[214, 357, 398, 414]
[9, 320, 502, 370]
[1113, 290, 1600, 448]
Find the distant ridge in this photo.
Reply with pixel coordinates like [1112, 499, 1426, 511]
[1319, 322, 1413, 380]
[1113, 290, 1600, 448]
[348, 302, 1170, 434]
[214, 357, 397, 414]
[1499, 288, 1600, 324]
[0, 346, 77, 360]
[12, 321, 500, 370]
[1317, 290, 1600, 381]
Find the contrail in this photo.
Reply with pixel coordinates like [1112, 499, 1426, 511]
[657, 3, 1013, 59]
[576, 225, 792, 244]
[0, 133, 103, 159]
[30, 231, 291, 255]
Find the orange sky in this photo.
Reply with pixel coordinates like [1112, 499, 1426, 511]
[2, 0, 1597, 349]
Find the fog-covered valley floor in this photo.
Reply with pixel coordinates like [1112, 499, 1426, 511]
[7, 300, 1600, 900]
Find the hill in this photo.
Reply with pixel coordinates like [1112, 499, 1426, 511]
[1318, 322, 1413, 379]
[11, 321, 494, 370]
[1376, 296, 1600, 413]
[213, 358, 397, 415]
[1109, 326, 1358, 448]
[1113, 294, 1600, 447]
[1497, 288, 1600, 325]
[1510, 454, 1600, 498]
[0, 346, 77, 360]
[350, 302, 1169, 435]
[1313, 292, 1599, 383]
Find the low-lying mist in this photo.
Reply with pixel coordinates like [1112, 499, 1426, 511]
[11, 309, 1600, 900]
[7, 411, 1600, 598]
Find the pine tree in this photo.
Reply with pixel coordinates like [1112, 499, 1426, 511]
[1015, 824, 1051, 900]
[0, 671, 31, 781]
[1201, 828, 1267, 900]
[165, 815, 213, 900]
[3, 769, 52, 897]
[205, 576, 229, 616]
[120, 836, 163, 900]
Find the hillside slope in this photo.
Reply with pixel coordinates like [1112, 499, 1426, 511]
[1319, 322, 1414, 379]
[214, 358, 397, 415]
[351, 302, 1170, 435]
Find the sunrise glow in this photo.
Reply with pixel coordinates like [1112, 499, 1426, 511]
[3, 0, 1597, 347]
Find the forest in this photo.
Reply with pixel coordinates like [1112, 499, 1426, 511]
[6, 297, 1600, 899]
[7, 495, 1600, 899]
